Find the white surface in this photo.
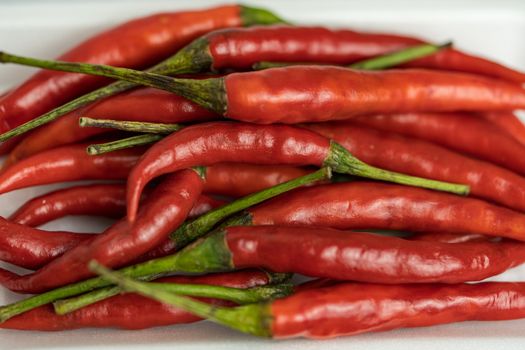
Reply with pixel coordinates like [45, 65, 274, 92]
[1, 0, 525, 348]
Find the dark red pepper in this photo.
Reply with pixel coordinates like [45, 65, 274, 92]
[307, 122, 525, 213]
[0, 169, 203, 293]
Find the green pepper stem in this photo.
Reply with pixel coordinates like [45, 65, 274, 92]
[348, 42, 451, 70]
[325, 141, 469, 195]
[79, 117, 181, 134]
[253, 42, 452, 71]
[86, 134, 163, 155]
[240, 5, 290, 25]
[0, 229, 233, 323]
[171, 167, 331, 248]
[0, 51, 226, 142]
[90, 261, 272, 337]
[53, 280, 293, 315]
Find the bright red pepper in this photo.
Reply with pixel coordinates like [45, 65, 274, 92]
[269, 281, 525, 338]
[7, 88, 216, 164]
[0, 270, 272, 331]
[0, 4, 257, 134]
[126, 121, 466, 221]
[351, 112, 525, 176]
[0, 169, 203, 293]
[307, 122, 525, 213]
[231, 181, 525, 242]
[3, 193, 224, 270]
[0, 144, 143, 194]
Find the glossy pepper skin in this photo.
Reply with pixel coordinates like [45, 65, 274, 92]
[352, 112, 525, 176]
[203, 163, 310, 197]
[0, 217, 91, 270]
[238, 182, 525, 242]
[223, 66, 525, 124]
[0, 169, 203, 293]
[0, 144, 143, 194]
[3, 194, 225, 271]
[126, 122, 329, 221]
[221, 225, 525, 283]
[205, 26, 525, 83]
[1, 270, 271, 331]
[307, 122, 525, 213]
[270, 281, 525, 338]
[0, 5, 244, 134]
[7, 88, 216, 164]
[9, 184, 127, 227]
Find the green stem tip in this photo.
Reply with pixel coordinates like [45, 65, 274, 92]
[79, 117, 181, 134]
[89, 261, 273, 337]
[86, 134, 163, 155]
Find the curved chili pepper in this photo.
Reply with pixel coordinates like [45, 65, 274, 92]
[9, 184, 127, 226]
[0, 169, 204, 293]
[125, 121, 466, 221]
[0, 144, 143, 194]
[0, 5, 282, 134]
[3, 56, 525, 131]
[480, 111, 525, 147]
[7, 88, 216, 164]
[3, 194, 225, 271]
[225, 182, 525, 242]
[307, 122, 525, 213]
[352, 112, 525, 176]
[0, 270, 276, 331]
[0, 217, 91, 270]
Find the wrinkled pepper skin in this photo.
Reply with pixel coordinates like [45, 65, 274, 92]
[9, 184, 127, 227]
[0, 144, 143, 194]
[480, 111, 525, 147]
[1, 270, 270, 331]
[203, 163, 310, 197]
[0, 5, 242, 133]
[352, 112, 525, 176]
[271, 281, 525, 339]
[0, 217, 91, 270]
[8, 88, 217, 163]
[245, 182, 525, 241]
[207, 26, 525, 83]
[307, 122, 525, 213]
[0, 169, 203, 293]
[226, 226, 525, 283]
[126, 122, 330, 221]
[3, 194, 224, 270]
[224, 66, 525, 124]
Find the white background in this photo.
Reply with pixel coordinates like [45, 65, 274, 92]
[1, 0, 525, 348]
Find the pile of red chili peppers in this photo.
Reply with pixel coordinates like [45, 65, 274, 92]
[2, 3, 525, 340]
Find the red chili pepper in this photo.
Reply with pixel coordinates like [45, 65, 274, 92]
[202, 163, 310, 197]
[0, 217, 91, 270]
[0, 169, 203, 293]
[307, 122, 525, 213]
[3, 59, 525, 131]
[9, 184, 127, 226]
[205, 26, 525, 83]
[410, 232, 490, 244]
[6, 88, 216, 164]
[0, 270, 273, 331]
[3, 193, 224, 270]
[480, 111, 525, 147]
[0, 5, 275, 134]
[351, 112, 525, 176]
[0, 144, 143, 194]
[228, 181, 525, 242]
